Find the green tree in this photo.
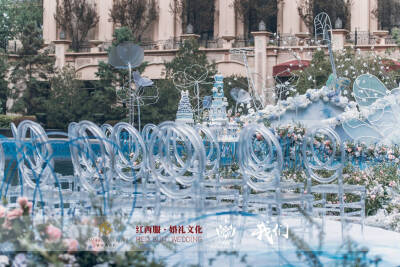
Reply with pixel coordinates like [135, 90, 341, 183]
[110, 0, 158, 42]
[160, 39, 217, 123]
[0, 0, 42, 50]
[94, 27, 143, 125]
[9, 23, 54, 115]
[45, 67, 88, 129]
[0, 54, 7, 114]
[55, 0, 99, 52]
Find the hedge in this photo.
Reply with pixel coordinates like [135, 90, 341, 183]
[0, 115, 37, 128]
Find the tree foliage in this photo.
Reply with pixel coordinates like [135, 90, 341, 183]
[233, 0, 279, 35]
[0, 0, 42, 50]
[298, 0, 351, 33]
[171, 0, 215, 38]
[139, 39, 217, 125]
[45, 67, 88, 129]
[110, 0, 158, 42]
[9, 23, 54, 116]
[94, 27, 148, 126]
[0, 54, 7, 114]
[55, 0, 99, 52]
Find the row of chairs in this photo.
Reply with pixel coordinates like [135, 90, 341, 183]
[2, 120, 365, 233]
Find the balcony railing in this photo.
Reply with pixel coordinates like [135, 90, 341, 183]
[346, 31, 376, 45]
[59, 31, 400, 55]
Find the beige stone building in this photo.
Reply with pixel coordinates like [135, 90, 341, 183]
[40, 0, 398, 102]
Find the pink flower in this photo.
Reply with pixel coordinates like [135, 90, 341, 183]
[0, 206, 6, 218]
[17, 197, 28, 208]
[370, 194, 376, 200]
[64, 239, 79, 253]
[45, 225, 62, 242]
[347, 148, 352, 152]
[389, 181, 396, 187]
[7, 208, 23, 220]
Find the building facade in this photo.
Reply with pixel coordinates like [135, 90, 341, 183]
[40, 0, 399, 104]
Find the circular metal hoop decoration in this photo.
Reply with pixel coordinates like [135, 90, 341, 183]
[238, 124, 283, 191]
[14, 121, 54, 189]
[111, 122, 147, 182]
[68, 121, 113, 193]
[194, 124, 220, 177]
[148, 122, 206, 199]
[302, 126, 344, 184]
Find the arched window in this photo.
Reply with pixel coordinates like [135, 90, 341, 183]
[174, 0, 215, 40]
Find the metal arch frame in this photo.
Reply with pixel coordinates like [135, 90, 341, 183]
[172, 64, 213, 119]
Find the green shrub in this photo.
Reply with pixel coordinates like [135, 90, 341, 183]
[0, 115, 17, 128]
[12, 115, 37, 127]
[0, 115, 37, 128]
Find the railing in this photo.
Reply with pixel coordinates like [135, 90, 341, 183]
[232, 35, 254, 48]
[77, 42, 91, 53]
[346, 31, 376, 45]
[385, 36, 397, 45]
[199, 38, 224, 49]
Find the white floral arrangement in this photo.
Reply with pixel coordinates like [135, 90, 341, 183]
[239, 85, 363, 128]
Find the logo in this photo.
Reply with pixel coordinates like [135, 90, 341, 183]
[99, 221, 112, 236]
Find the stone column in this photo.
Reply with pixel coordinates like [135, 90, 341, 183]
[332, 29, 348, 51]
[252, 31, 271, 105]
[218, 0, 236, 47]
[43, 0, 58, 44]
[277, 0, 284, 34]
[295, 32, 310, 46]
[266, 51, 277, 104]
[53, 40, 71, 69]
[158, 0, 176, 44]
[369, 0, 378, 32]
[351, 0, 370, 32]
[373, 30, 389, 45]
[281, 0, 301, 34]
[97, 0, 113, 42]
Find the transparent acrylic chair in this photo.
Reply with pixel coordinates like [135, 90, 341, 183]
[68, 120, 114, 215]
[148, 121, 206, 218]
[10, 120, 67, 217]
[302, 126, 366, 234]
[111, 122, 154, 216]
[239, 123, 311, 216]
[194, 124, 239, 211]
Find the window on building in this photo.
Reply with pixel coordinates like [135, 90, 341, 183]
[234, 0, 278, 38]
[376, 0, 400, 31]
[299, 0, 351, 33]
[181, 0, 215, 40]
